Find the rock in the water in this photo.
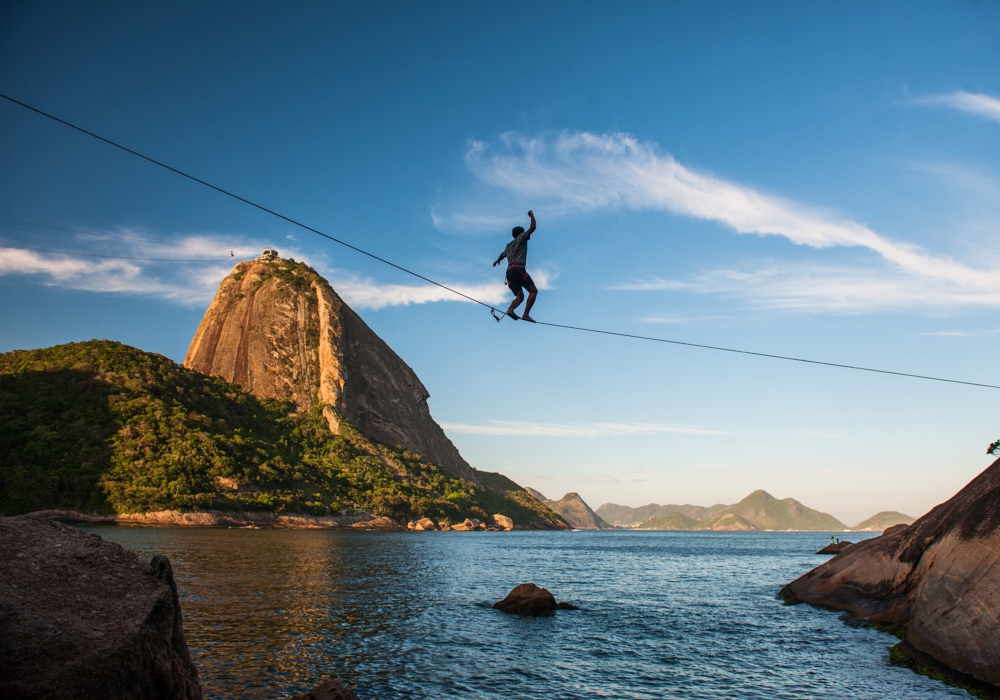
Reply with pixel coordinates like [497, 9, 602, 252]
[0, 515, 203, 699]
[413, 518, 437, 531]
[781, 457, 1000, 689]
[490, 514, 514, 531]
[493, 583, 578, 615]
[438, 521, 451, 531]
[816, 540, 852, 554]
[287, 678, 361, 700]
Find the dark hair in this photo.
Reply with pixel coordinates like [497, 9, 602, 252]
[512, 226, 525, 238]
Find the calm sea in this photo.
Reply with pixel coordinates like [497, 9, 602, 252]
[81, 527, 968, 699]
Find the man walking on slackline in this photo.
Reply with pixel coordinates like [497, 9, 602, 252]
[493, 210, 538, 322]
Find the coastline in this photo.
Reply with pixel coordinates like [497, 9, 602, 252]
[24, 509, 406, 530]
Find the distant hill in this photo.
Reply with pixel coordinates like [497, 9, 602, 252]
[701, 512, 757, 531]
[524, 487, 548, 502]
[596, 502, 726, 527]
[604, 489, 847, 531]
[544, 492, 612, 529]
[0, 340, 567, 529]
[642, 511, 700, 530]
[710, 490, 846, 531]
[851, 511, 914, 531]
[596, 503, 704, 526]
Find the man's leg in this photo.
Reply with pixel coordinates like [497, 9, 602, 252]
[506, 291, 524, 319]
[521, 277, 538, 323]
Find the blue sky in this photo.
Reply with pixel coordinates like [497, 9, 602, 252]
[2, 1, 999, 524]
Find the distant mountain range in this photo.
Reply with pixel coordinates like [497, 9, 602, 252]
[595, 492, 913, 532]
[525, 489, 612, 530]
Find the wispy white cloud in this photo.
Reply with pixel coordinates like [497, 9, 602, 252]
[0, 225, 543, 310]
[439, 420, 733, 437]
[916, 91, 1000, 124]
[0, 246, 237, 305]
[920, 328, 1000, 338]
[444, 131, 1000, 309]
[330, 267, 554, 310]
[613, 278, 688, 291]
[625, 262, 1000, 313]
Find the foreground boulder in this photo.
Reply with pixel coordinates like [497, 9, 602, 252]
[493, 583, 578, 615]
[781, 457, 1000, 689]
[0, 515, 202, 699]
[287, 679, 360, 700]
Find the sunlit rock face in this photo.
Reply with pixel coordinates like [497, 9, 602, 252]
[185, 258, 477, 483]
[781, 457, 1000, 688]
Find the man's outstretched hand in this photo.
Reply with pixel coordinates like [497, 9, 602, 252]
[527, 210, 534, 218]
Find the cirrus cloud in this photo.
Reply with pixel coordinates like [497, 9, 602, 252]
[440, 130, 1000, 311]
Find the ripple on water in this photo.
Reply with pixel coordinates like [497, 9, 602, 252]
[82, 527, 972, 700]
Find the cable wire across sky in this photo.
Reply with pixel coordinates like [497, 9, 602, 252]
[2, 91, 998, 391]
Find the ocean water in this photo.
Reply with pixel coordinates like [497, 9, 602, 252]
[83, 527, 969, 699]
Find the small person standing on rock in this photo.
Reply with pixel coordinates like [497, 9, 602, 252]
[493, 210, 538, 322]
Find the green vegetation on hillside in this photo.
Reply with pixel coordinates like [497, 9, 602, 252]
[642, 511, 700, 530]
[0, 340, 563, 527]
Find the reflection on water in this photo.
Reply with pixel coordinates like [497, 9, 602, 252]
[83, 527, 970, 700]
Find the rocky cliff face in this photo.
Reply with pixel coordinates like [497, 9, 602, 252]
[0, 516, 203, 699]
[185, 259, 476, 482]
[544, 492, 611, 530]
[781, 457, 1000, 690]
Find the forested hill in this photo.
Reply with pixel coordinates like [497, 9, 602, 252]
[0, 340, 564, 528]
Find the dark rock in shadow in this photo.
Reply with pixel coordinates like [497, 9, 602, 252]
[493, 583, 578, 615]
[287, 678, 361, 700]
[0, 515, 202, 699]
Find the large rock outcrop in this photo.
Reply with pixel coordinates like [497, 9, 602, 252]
[184, 259, 475, 482]
[0, 516, 202, 699]
[543, 492, 612, 529]
[781, 457, 1000, 689]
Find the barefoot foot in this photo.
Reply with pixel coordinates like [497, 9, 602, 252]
[506, 310, 521, 320]
[521, 314, 536, 323]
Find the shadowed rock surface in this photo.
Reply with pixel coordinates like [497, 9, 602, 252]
[493, 583, 578, 615]
[781, 457, 1000, 689]
[185, 259, 477, 483]
[287, 679, 361, 700]
[0, 515, 202, 700]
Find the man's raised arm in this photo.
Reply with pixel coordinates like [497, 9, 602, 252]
[525, 210, 536, 237]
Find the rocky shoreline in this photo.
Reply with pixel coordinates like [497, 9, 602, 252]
[25, 509, 408, 530]
[26, 509, 526, 532]
[781, 457, 1000, 695]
